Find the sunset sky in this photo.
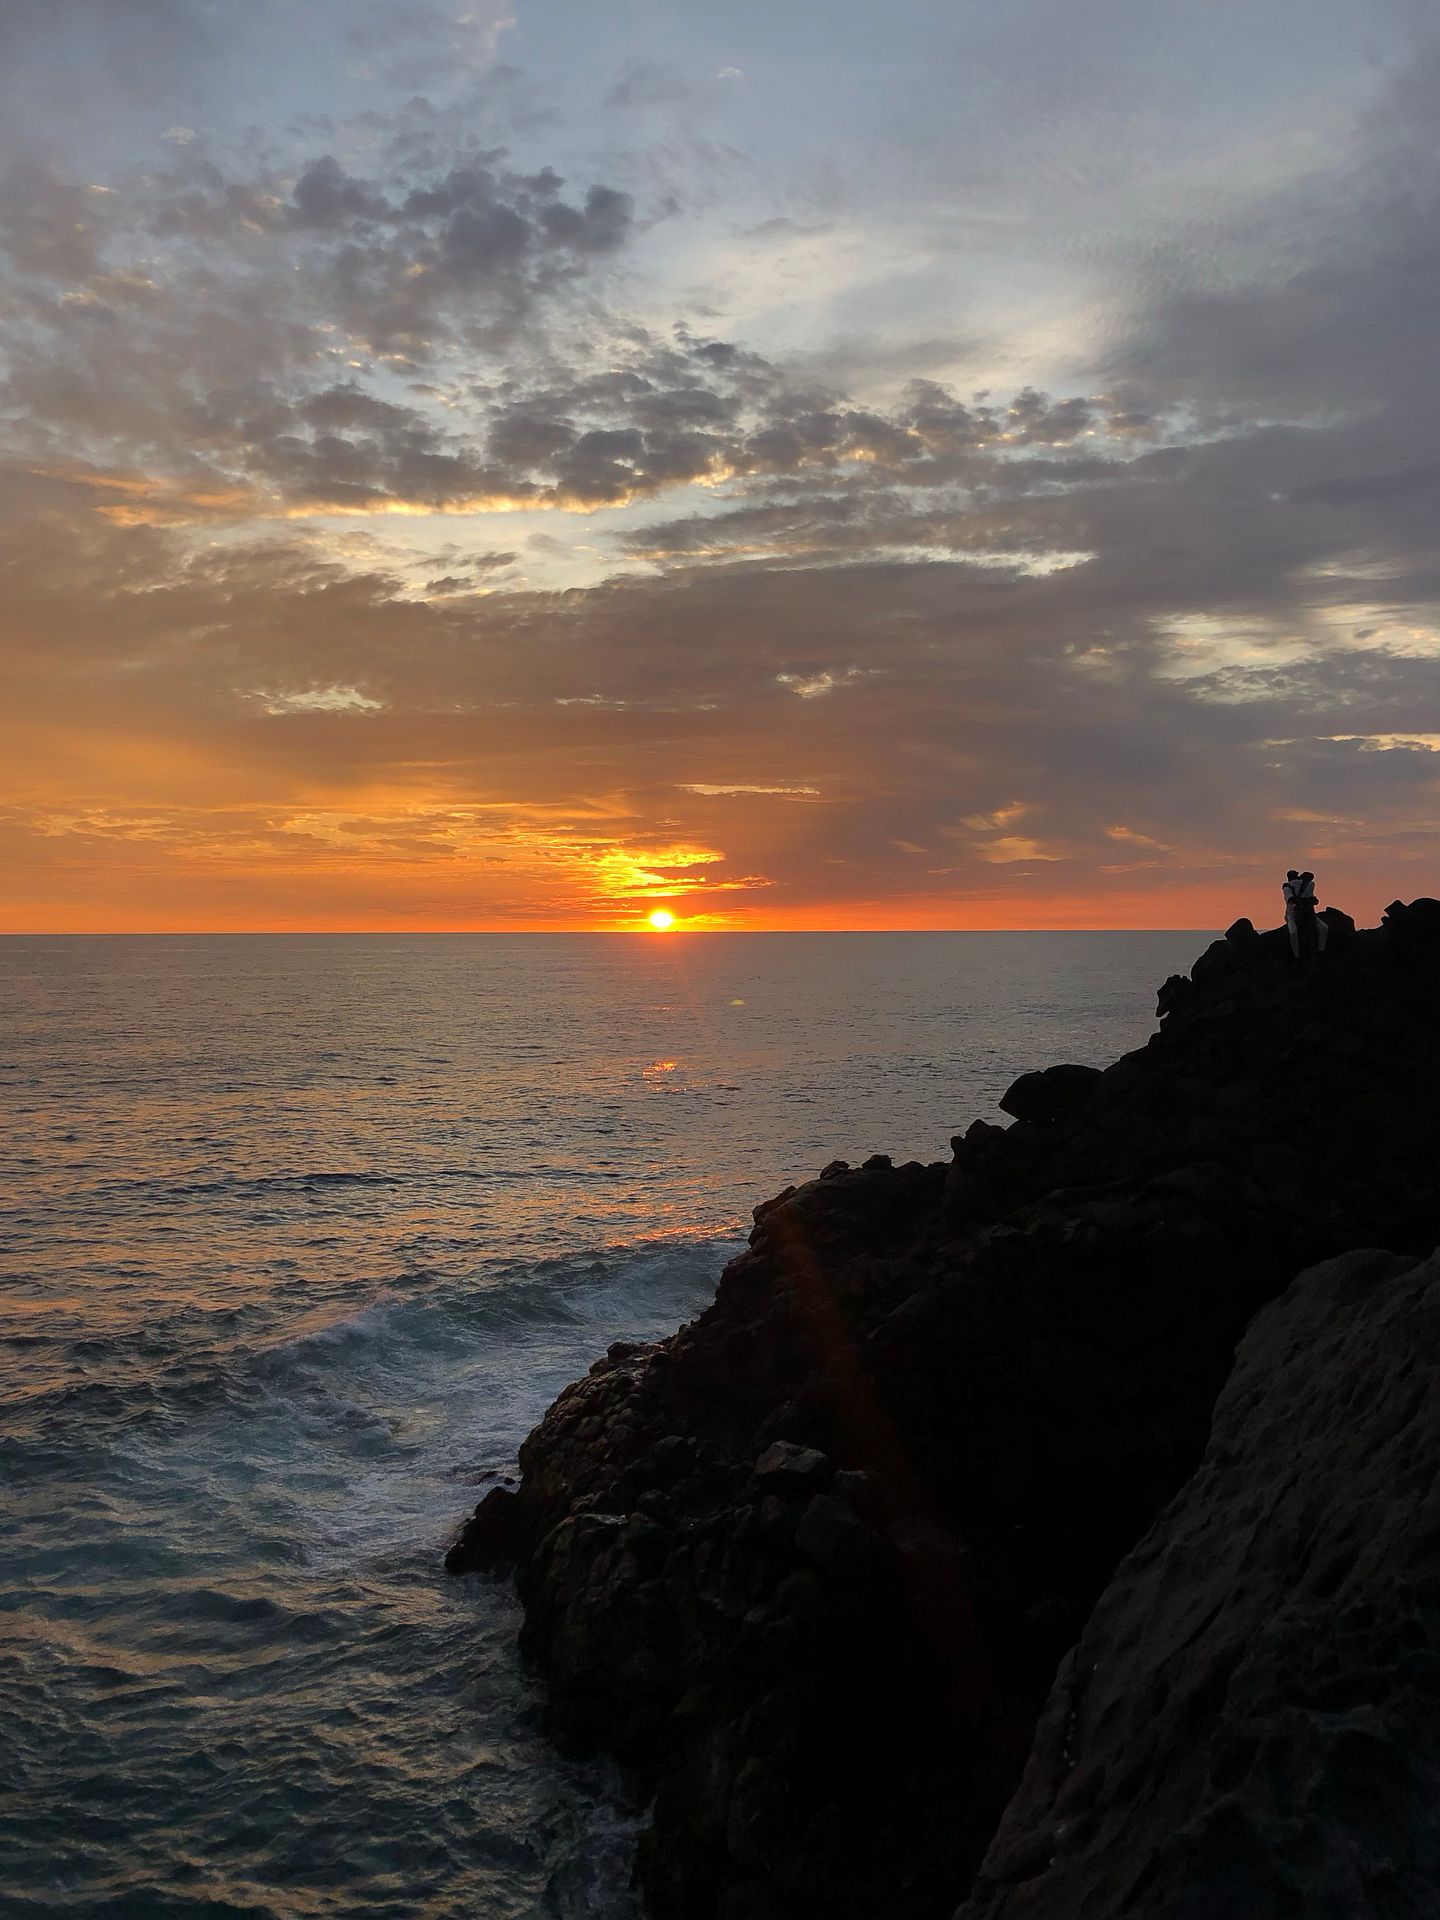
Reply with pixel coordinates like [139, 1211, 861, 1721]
[3, 0, 1438, 931]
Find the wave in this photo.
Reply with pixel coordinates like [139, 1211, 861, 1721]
[18, 1158, 732, 1201]
[2, 1230, 741, 1511]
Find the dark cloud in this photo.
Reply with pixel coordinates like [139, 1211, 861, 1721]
[3, 6, 1439, 925]
[0, 164, 106, 281]
[290, 156, 395, 229]
[0, 135, 635, 337]
[5, 448, 1438, 929]
[1289, 465, 1440, 509]
[0, 126, 646, 510]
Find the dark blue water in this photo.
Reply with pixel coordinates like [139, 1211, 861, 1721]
[0, 932, 1206, 1916]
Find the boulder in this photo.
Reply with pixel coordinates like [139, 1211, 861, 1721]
[752, 1442, 832, 1493]
[794, 1491, 877, 1577]
[998, 1063, 1103, 1127]
[443, 1484, 524, 1575]
[960, 1245, 1440, 1919]
[1155, 971, 1195, 1022]
[1384, 896, 1440, 947]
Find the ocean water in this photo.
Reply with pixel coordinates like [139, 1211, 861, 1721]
[0, 931, 1206, 1918]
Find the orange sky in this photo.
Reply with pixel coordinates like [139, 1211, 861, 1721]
[2, 6, 1437, 934]
[3, 502, 1435, 933]
[0, 782, 1414, 938]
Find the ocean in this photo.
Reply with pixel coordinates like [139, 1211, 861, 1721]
[1, 931, 1207, 1918]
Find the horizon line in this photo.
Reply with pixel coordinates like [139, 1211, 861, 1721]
[0, 924, 1224, 938]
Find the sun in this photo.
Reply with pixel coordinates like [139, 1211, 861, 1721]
[647, 908, 676, 931]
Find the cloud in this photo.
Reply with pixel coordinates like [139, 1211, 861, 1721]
[5, 427, 1439, 930]
[0, 0, 210, 116]
[0, 126, 644, 517]
[342, 1, 515, 87]
[1110, 36, 1440, 422]
[1289, 465, 1440, 510]
[604, 61, 693, 110]
[3, 3, 1439, 927]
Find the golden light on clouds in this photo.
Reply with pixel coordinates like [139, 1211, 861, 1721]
[1, 0, 1435, 935]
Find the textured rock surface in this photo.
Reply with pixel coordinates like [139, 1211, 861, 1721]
[447, 900, 1440, 1920]
[959, 1245, 1440, 1920]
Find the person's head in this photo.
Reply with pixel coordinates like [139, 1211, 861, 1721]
[1301, 871, 1314, 885]
[1286, 869, 1298, 882]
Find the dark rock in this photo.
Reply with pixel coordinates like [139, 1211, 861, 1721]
[445, 900, 1440, 1920]
[650, 1432, 698, 1480]
[752, 1442, 832, 1492]
[795, 1491, 878, 1578]
[862, 1153, 894, 1171]
[998, 1063, 1103, 1127]
[952, 1117, 1006, 1157]
[1188, 936, 1236, 988]
[752, 1185, 797, 1226]
[772, 1568, 827, 1620]
[623, 1515, 672, 1577]
[718, 1880, 791, 1920]
[959, 1246, 1440, 1919]
[1156, 971, 1196, 1022]
[443, 1484, 525, 1575]
[1384, 895, 1440, 947]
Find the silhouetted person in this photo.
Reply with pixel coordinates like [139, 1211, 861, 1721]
[1283, 868, 1326, 967]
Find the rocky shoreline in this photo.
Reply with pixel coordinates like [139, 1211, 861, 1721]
[448, 899, 1440, 1919]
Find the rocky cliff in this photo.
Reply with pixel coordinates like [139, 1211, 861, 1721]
[959, 1243, 1440, 1919]
[447, 899, 1440, 1920]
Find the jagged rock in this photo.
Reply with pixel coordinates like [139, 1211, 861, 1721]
[753, 1185, 798, 1226]
[1188, 937, 1235, 988]
[753, 1442, 832, 1492]
[1155, 971, 1195, 1021]
[998, 1063, 1103, 1127]
[447, 903, 1440, 1920]
[795, 1490, 878, 1577]
[443, 1484, 524, 1575]
[959, 1245, 1440, 1919]
[1384, 896, 1440, 946]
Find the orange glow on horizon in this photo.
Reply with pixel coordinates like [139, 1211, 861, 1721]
[0, 817, 1416, 938]
[0, 896, 1393, 934]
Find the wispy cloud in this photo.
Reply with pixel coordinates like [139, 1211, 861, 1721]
[1, 0, 1437, 927]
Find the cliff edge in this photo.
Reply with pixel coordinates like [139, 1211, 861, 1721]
[448, 899, 1440, 1920]
[960, 1243, 1440, 1919]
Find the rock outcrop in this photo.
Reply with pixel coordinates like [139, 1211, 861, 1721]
[448, 899, 1440, 1920]
[960, 1244, 1440, 1919]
